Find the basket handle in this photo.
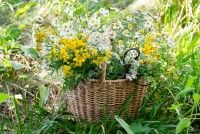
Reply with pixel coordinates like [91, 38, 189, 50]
[100, 62, 107, 83]
[123, 48, 140, 64]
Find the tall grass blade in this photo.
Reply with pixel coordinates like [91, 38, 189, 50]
[13, 97, 23, 134]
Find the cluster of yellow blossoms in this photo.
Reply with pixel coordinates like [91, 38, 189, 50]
[35, 26, 57, 51]
[35, 31, 47, 51]
[63, 65, 71, 75]
[59, 38, 91, 67]
[58, 38, 112, 76]
[35, 31, 47, 43]
[141, 34, 156, 55]
[140, 34, 160, 64]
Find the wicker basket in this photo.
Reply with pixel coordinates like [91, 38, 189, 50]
[66, 63, 148, 121]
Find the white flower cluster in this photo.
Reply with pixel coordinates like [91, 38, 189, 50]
[57, 22, 77, 38]
[88, 27, 112, 51]
[126, 62, 139, 80]
[88, 13, 101, 28]
[124, 49, 140, 81]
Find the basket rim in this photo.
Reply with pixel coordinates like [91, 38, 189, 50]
[86, 78, 149, 85]
[87, 79, 130, 83]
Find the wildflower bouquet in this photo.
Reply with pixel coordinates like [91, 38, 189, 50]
[33, 0, 163, 90]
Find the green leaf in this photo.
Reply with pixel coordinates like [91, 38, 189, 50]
[188, 32, 200, 51]
[2, 59, 12, 68]
[178, 76, 196, 96]
[193, 93, 200, 105]
[39, 85, 49, 108]
[130, 122, 151, 134]
[169, 103, 183, 110]
[178, 87, 194, 97]
[185, 76, 196, 88]
[16, 2, 36, 17]
[115, 115, 134, 134]
[11, 60, 23, 70]
[23, 48, 39, 58]
[176, 118, 191, 134]
[6, 26, 21, 40]
[0, 93, 11, 103]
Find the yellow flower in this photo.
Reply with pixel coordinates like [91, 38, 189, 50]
[165, 66, 175, 76]
[145, 34, 153, 45]
[90, 48, 98, 56]
[46, 26, 57, 35]
[139, 29, 145, 34]
[19, 24, 26, 29]
[141, 34, 156, 55]
[36, 43, 42, 51]
[73, 47, 91, 67]
[154, 54, 161, 60]
[141, 44, 156, 55]
[139, 59, 155, 64]
[35, 31, 47, 43]
[118, 40, 123, 45]
[60, 47, 69, 62]
[35, 30, 47, 51]
[92, 50, 112, 65]
[128, 24, 133, 30]
[59, 38, 86, 50]
[93, 57, 104, 65]
[105, 50, 112, 59]
[63, 65, 71, 75]
[59, 37, 95, 67]
[73, 56, 84, 67]
[139, 60, 144, 64]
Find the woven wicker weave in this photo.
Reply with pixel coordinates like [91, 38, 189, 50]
[66, 63, 148, 121]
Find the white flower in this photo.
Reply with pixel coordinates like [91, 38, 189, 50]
[56, 22, 77, 37]
[131, 74, 137, 79]
[124, 49, 140, 81]
[89, 32, 111, 51]
[99, 8, 109, 16]
[126, 75, 132, 81]
[126, 70, 137, 81]
[88, 13, 101, 28]
[14, 94, 23, 100]
[88, 27, 112, 51]
[65, 7, 73, 17]
[124, 50, 140, 64]
[51, 18, 59, 27]
[166, 38, 175, 48]
[135, 32, 140, 38]
[126, 66, 138, 81]
[65, 7, 70, 14]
